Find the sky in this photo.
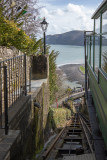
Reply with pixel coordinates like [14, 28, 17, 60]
[38, 0, 103, 35]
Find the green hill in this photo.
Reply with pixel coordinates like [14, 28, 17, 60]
[46, 30, 84, 46]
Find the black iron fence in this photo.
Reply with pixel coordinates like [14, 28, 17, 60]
[0, 54, 31, 134]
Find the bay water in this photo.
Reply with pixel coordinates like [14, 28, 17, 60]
[49, 45, 84, 66]
[49, 45, 84, 89]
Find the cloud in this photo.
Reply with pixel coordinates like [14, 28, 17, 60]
[39, 3, 95, 35]
[67, 3, 83, 14]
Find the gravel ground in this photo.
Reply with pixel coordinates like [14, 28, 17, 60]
[59, 64, 85, 87]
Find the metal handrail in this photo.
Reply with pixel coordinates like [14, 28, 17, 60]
[0, 54, 25, 64]
[0, 54, 31, 135]
[0, 65, 8, 134]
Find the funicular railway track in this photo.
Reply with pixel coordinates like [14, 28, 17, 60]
[43, 113, 96, 160]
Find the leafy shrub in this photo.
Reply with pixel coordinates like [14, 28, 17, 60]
[0, 10, 41, 55]
[0, 17, 33, 52]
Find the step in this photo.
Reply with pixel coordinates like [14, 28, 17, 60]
[62, 153, 96, 160]
[0, 130, 20, 160]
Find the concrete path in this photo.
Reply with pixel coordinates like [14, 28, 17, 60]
[51, 91, 85, 108]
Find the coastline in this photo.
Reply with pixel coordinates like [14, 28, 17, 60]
[57, 63, 85, 87]
[57, 63, 84, 67]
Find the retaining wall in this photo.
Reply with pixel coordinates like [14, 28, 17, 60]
[0, 47, 50, 160]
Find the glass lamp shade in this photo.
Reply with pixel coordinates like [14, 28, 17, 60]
[40, 18, 48, 32]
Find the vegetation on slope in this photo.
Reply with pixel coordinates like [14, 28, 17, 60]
[48, 107, 71, 129]
[49, 49, 59, 104]
[79, 66, 85, 74]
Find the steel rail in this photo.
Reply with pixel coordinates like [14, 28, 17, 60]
[42, 120, 72, 159]
[79, 115, 94, 153]
[43, 113, 94, 160]
[69, 114, 78, 156]
[79, 113, 90, 123]
[80, 114, 92, 136]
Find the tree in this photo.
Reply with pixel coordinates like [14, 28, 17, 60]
[0, 0, 41, 35]
[27, 35, 42, 55]
[66, 87, 72, 98]
[0, 8, 42, 55]
[0, 0, 43, 54]
[49, 49, 59, 104]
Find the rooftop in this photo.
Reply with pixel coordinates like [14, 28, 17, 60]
[92, 0, 107, 19]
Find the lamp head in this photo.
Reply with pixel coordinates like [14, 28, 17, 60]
[40, 17, 48, 32]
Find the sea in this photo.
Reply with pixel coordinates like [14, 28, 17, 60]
[49, 45, 84, 66]
[49, 44, 84, 89]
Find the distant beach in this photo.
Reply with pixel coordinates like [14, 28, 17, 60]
[50, 44, 85, 89]
[57, 64, 85, 89]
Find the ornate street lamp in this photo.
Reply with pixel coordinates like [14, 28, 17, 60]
[40, 18, 48, 55]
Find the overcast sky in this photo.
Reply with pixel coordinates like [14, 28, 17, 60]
[38, 0, 103, 35]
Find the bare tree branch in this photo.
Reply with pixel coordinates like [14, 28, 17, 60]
[0, 0, 42, 35]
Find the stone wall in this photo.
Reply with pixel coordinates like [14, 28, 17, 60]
[33, 81, 50, 154]
[9, 79, 49, 160]
[3, 79, 50, 160]
[31, 55, 48, 80]
[0, 47, 50, 159]
[0, 46, 22, 61]
[0, 47, 31, 113]
[9, 81, 49, 159]
[0, 46, 31, 80]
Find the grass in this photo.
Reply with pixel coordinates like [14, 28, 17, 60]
[49, 107, 71, 129]
[79, 66, 85, 74]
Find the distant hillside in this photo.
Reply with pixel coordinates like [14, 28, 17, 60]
[46, 30, 84, 46]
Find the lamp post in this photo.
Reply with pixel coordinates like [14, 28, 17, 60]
[40, 18, 48, 55]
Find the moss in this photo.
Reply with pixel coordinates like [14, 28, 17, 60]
[22, 121, 35, 159]
[34, 107, 44, 154]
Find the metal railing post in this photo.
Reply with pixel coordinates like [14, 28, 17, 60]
[29, 66, 31, 92]
[0, 63, 2, 128]
[24, 54, 27, 96]
[44, 32, 46, 55]
[84, 31, 93, 98]
[4, 65, 9, 135]
[84, 31, 88, 98]
[0, 54, 30, 134]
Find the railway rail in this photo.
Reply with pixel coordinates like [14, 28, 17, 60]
[42, 113, 96, 160]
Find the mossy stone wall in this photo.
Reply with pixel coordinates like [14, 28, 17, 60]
[31, 55, 48, 80]
[33, 81, 50, 155]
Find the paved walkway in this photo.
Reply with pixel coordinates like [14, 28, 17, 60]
[51, 91, 85, 108]
[87, 91, 106, 160]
